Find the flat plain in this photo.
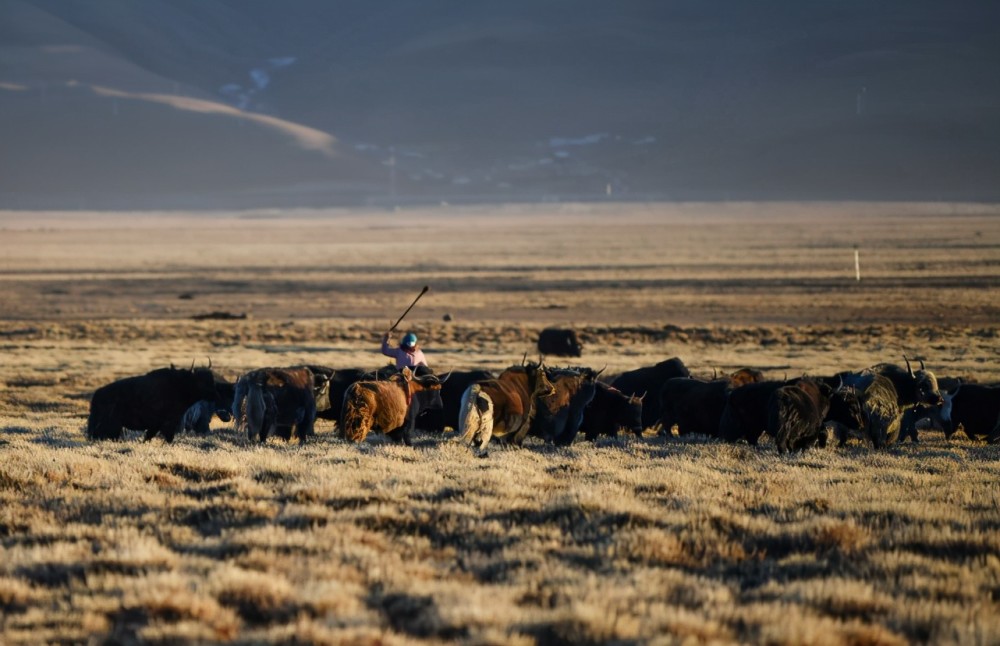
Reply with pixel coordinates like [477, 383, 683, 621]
[1, 202, 999, 644]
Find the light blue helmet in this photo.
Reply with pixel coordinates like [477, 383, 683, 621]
[401, 332, 418, 349]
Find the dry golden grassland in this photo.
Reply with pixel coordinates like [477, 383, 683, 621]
[1, 202, 999, 644]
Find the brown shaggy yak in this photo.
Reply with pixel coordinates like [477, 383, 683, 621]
[458, 361, 556, 452]
[340, 368, 444, 446]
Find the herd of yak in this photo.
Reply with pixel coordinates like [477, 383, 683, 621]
[84, 332, 1000, 454]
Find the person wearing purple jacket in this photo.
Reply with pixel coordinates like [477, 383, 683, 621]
[381, 331, 428, 369]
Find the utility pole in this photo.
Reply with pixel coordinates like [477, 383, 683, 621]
[388, 145, 397, 204]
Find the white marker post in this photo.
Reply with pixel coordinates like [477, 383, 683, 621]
[854, 245, 861, 282]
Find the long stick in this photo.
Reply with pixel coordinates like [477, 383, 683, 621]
[388, 285, 429, 333]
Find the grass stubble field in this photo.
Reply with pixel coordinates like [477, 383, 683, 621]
[1, 202, 999, 645]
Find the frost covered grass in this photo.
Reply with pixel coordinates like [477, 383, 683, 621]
[1, 203, 998, 643]
[1, 411, 999, 644]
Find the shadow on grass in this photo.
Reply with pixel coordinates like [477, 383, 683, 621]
[367, 584, 468, 640]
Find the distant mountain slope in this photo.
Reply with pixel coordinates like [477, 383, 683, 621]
[2, 0, 998, 208]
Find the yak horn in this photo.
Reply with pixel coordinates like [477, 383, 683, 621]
[903, 354, 914, 377]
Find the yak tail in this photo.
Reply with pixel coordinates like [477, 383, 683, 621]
[243, 380, 268, 441]
[458, 384, 494, 451]
[232, 376, 249, 431]
[341, 386, 373, 443]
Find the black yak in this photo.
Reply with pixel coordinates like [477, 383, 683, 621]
[609, 357, 690, 431]
[914, 383, 1000, 442]
[719, 380, 791, 445]
[87, 365, 223, 442]
[537, 328, 583, 358]
[827, 375, 901, 449]
[768, 377, 833, 453]
[579, 382, 644, 442]
[530, 367, 602, 445]
[659, 367, 764, 438]
[181, 373, 235, 435]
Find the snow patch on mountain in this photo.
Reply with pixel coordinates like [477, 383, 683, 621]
[219, 56, 297, 111]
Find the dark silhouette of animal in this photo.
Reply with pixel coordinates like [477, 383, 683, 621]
[458, 362, 555, 451]
[914, 383, 1000, 442]
[719, 380, 791, 445]
[233, 366, 317, 443]
[898, 404, 935, 443]
[340, 368, 445, 446]
[87, 365, 223, 442]
[609, 357, 690, 431]
[181, 373, 236, 434]
[659, 367, 765, 438]
[827, 375, 901, 449]
[530, 367, 602, 445]
[768, 377, 833, 452]
[537, 328, 583, 357]
[416, 369, 495, 433]
[579, 382, 644, 442]
[841, 356, 942, 409]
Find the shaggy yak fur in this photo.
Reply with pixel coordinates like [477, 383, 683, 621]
[233, 366, 317, 444]
[844, 356, 942, 408]
[529, 367, 603, 445]
[827, 374, 902, 449]
[340, 368, 444, 446]
[459, 362, 556, 452]
[659, 367, 765, 437]
[87, 365, 223, 442]
[609, 357, 691, 431]
[767, 377, 834, 453]
[580, 382, 645, 441]
[306, 365, 397, 423]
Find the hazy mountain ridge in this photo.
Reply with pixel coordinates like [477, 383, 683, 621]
[2, 0, 998, 208]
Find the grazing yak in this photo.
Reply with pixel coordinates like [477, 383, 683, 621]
[719, 379, 792, 445]
[530, 367, 603, 445]
[181, 372, 236, 435]
[306, 365, 397, 423]
[768, 377, 834, 452]
[458, 361, 556, 452]
[610, 357, 690, 431]
[842, 356, 942, 409]
[826, 375, 902, 449]
[898, 403, 936, 443]
[87, 364, 224, 442]
[537, 328, 583, 358]
[913, 383, 1000, 442]
[579, 382, 644, 442]
[233, 366, 317, 443]
[659, 367, 764, 437]
[416, 369, 495, 433]
[340, 367, 445, 446]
